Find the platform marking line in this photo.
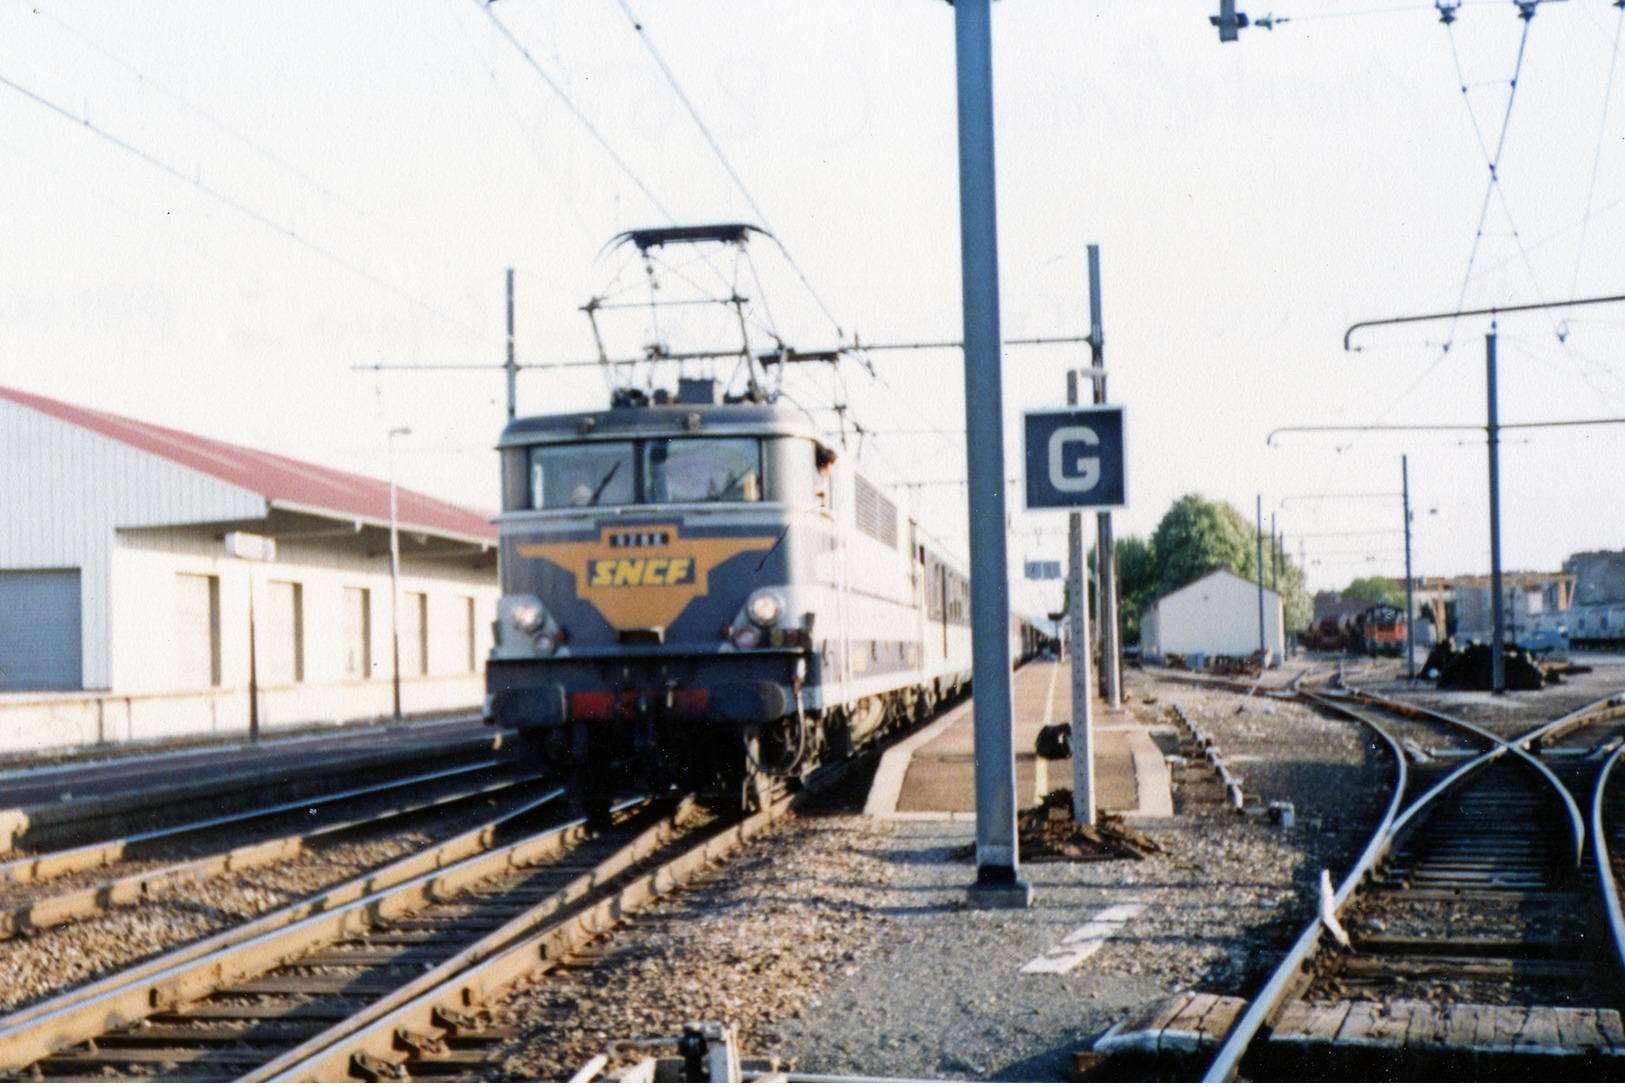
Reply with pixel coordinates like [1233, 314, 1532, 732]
[1034, 662, 1061, 803]
[1019, 902, 1146, 975]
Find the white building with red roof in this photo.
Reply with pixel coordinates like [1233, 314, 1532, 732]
[0, 385, 497, 752]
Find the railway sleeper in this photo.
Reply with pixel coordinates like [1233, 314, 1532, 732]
[92, 1023, 312, 1045]
[1389, 832, 1570, 847]
[1386, 864, 1564, 880]
[1373, 868, 1564, 885]
[37, 1046, 280, 1073]
[1335, 954, 1598, 980]
[1374, 887, 1578, 903]
[219, 977, 407, 997]
[1352, 935, 1589, 958]
[302, 948, 447, 967]
[1253, 999, 1625, 1082]
[398, 1049, 498, 1074]
[1386, 858, 1568, 873]
[146, 998, 364, 1021]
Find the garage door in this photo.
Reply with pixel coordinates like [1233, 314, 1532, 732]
[0, 569, 83, 691]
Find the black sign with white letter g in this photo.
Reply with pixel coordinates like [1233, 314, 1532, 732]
[1022, 406, 1126, 510]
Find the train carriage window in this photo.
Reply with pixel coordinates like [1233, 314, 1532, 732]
[529, 443, 636, 509]
[645, 438, 762, 503]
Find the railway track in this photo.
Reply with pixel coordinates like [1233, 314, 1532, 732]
[0, 723, 504, 856]
[0, 775, 802, 1082]
[0, 759, 537, 940]
[1199, 682, 1625, 1081]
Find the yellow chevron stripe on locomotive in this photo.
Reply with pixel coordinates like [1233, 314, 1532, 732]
[517, 522, 776, 632]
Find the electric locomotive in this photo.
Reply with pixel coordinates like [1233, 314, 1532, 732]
[485, 380, 973, 808]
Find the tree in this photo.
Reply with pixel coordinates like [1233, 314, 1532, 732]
[1149, 494, 1259, 598]
[1343, 576, 1403, 608]
[1118, 494, 1313, 642]
[1113, 535, 1157, 644]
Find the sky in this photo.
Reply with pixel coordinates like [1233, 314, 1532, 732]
[4, 0, 1625, 620]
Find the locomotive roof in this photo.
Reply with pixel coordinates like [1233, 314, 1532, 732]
[499, 402, 821, 447]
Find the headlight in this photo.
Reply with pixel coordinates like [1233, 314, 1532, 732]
[534, 632, 558, 656]
[747, 590, 784, 627]
[503, 595, 544, 634]
[732, 625, 762, 650]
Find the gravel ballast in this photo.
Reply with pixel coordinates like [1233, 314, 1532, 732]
[483, 663, 1397, 1082]
[10, 656, 1619, 1079]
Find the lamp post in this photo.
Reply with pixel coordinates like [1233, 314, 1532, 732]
[388, 426, 410, 724]
[1402, 456, 1416, 681]
[225, 532, 276, 741]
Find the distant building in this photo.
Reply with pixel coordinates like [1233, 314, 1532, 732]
[1140, 569, 1286, 667]
[1417, 572, 1573, 643]
[1565, 551, 1625, 606]
[0, 385, 497, 755]
[1562, 551, 1625, 649]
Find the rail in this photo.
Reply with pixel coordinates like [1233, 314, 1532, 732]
[0, 757, 515, 885]
[251, 791, 796, 1081]
[1199, 687, 1408, 1082]
[1592, 742, 1625, 981]
[0, 787, 571, 1061]
[1202, 686, 1625, 1081]
[1343, 683, 1587, 867]
[0, 764, 541, 938]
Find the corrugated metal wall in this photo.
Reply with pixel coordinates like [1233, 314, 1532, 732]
[0, 399, 264, 688]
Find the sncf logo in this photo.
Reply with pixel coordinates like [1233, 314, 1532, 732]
[588, 557, 696, 587]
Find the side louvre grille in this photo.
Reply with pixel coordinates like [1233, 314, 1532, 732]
[854, 476, 898, 550]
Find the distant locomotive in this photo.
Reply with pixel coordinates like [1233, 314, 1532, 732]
[1301, 604, 1406, 656]
[484, 388, 1034, 809]
[1301, 616, 1347, 653]
[1356, 604, 1406, 657]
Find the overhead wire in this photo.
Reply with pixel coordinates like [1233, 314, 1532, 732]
[610, 0, 769, 230]
[1439, 10, 1535, 354]
[0, 70, 495, 346]
[1566, 4, 1625, 309]
[609, 0, 849, 345]
[445, 2, 593, 237]
[534, 2, 880, 453]
[1353, 6, 1544, 442]
[1414, 12, 1625, 408]
[476, 0, 676, 225]
[485, 0, 956, 470]
[475, 2, 745, 342]
[485, 2, 1017, 508]
[40, 6, 557, 333]
[40, 11, 384, 235]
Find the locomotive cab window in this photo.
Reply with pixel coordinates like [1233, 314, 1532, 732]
[645, 438, 762, 503]
[529, 442, 636, 509]
[813, 443, 837, 510]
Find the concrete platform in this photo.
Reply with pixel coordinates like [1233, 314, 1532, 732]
[864, 660, 1173, 821]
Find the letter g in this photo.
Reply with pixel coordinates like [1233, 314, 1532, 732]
[1048, 426, 1100, 493]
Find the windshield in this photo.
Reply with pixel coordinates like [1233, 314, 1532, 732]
[524, 437, 765, 509]
[646, 437, 762, 503]
[529, 442, 636, 509]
